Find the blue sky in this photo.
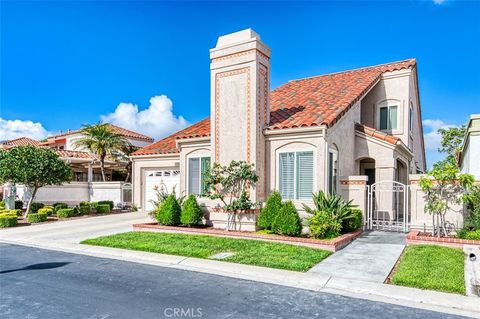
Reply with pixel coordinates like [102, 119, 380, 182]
[1, 0, 479, 167]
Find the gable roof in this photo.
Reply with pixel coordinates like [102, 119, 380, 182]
[354, 123, 400, 145]
[55, 149, 94, 160]
[132, 59, 416, 156]
[0, 137, 41, 149]
[46, 124, 154, 142]
[132, 118, 210, 156]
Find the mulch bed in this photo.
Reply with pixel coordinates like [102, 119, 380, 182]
[133, 222, 363, 252]
[407, 230, 480, 248]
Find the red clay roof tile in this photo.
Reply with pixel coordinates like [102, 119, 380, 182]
[354, 123, 400, 145]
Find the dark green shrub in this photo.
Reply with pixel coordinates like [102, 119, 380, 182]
[27, 212, 48, 223]
[57, 208, 75, 218]
[53, 203, 68, 213]
[29, 202, 45, 214]
[271, 201, 302, 236]
[308, 210, 342, 239]
[97, 200, 114, 210]
[342, 208, 364, 233]
[0, 201, 4, 209]
[257, 191, 283, 230]
[0, 213, 18, 228]
[78, 202, 92, 215]
[38, 207, 54, 216]
[458, 229, 480, 240]
[15, 200, 23, 209]
[180, 195, 203, 226]
[156, 194, 181, 226]
[96, 204, 111, 214]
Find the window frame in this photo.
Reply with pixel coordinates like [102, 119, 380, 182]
[278, 150, 314, 200]
[379, 105, 398, 131]
[328, 147, 339, 195]
[187, 156, 211, 195]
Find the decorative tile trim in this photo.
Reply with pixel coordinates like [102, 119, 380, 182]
[407, 230, 480, 247]
[340, 180, 367, 185]
[211, 48, 270, 63]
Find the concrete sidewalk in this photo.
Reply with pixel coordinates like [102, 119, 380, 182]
[309, 231, 406, 283]
[1, 214, 479, 318]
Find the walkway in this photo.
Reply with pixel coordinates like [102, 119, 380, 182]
[309, 231, 406, 283]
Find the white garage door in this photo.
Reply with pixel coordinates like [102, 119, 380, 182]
[144, 169, 180, 211]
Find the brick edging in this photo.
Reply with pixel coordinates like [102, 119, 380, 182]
[132, 223, 362, 252]
[407, 230, 480, 248]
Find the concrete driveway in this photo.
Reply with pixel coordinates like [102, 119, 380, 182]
[0, 211, 150, 246]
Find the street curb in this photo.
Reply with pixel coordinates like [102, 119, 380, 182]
[1, 239, 479, 318]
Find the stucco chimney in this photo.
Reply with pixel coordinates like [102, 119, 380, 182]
[210, 29, 271, 201]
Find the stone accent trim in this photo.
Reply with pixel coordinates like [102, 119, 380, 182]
[133, 223, 363, 252]
[407, 230, 480, 248]
[211, 48, 270, 64]
[340, 180, 367, 185]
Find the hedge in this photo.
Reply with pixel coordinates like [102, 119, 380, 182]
[0, 213, 18, 228]
[38, 207, 54, 216]
[156, 194, 181, 226]
[29, 202, 45, 214]
[56, 208, 75, 218]
[0, 209, 22, 216]
[271, 201, 302, 237]
[97, 200, 114, 210]
[180, 195, 203, 226]
[27, 212, 48, 223]
[96, 204, 111, 214]
[342, 208, 364, 233]
[53, 203, 68, 213]
[0, 201, 4, 209]
[78, 202, 92, 215]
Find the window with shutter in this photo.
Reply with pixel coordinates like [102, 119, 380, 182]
[297, 151, 313, 200]
[188, 158, 200, 195]
[200, 157, 211, 195]
[279, 152, 295, 199]
[279, 151, 313, 200]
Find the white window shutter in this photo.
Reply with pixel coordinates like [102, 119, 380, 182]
[279, 152, 295, 199]
[188, 158, 200, 195]
[297, 151, 314, 200]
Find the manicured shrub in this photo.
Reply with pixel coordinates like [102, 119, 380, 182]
[180, 195, 203, 227]
[257, 191, 283, 230]
[15, 200, 23, 209]
[27, 212, 48, 223]
[29, 202, 45, 214]
[53, 202, 68, 213]
[156, 194, 181, 226]
[458, 229, 480, 240]
[97, 200, 114, 210]
[341, 208, 364, 233]
[0, 213, 18, 228]
[96, 204, 111, 214]
[78, 202, 92, 215]
[0, 201, 5, 209]
[271, 201, 302, 237]
[57, 208, 75, 218]
[308, 210, 342, 239]
[0, 209, 22, 216]
[38, 207, 54, 216]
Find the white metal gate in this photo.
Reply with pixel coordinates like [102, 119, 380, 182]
[366, 181, 409, 232]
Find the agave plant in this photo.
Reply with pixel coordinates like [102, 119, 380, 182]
[303, 191, 358, 224]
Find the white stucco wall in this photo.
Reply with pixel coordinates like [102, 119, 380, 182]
[460, 115, 480, 180]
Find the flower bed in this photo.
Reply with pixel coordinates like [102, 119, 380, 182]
[407, 230, 480, 248]
[133, 222, 362, 252]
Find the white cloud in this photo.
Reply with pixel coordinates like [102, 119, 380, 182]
[100, 95, 189, 140]
[422, 119, 456, 151]
[0, 118, 51, 141]
[432, 0, 447, 5]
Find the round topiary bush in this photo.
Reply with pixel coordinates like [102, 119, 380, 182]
[56, 208, 75, 218]
[0, 213, 18, 228]
[342, 208, 363, 233]
[27, 212, 48, 223]
[156, 194, 181, 226]
[271, 201, 302, 236]
[257, 191, 283, 230]
[38, 207, 54, 216]
[53, 203, 68, 214]
[97, 200, 114, 210]
[96, 204, 111, 214]
[180, 195, 203, 227]
[78, 202, 92, 215]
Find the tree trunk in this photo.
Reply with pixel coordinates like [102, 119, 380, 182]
[25, 186, 38, 218]
[100, 154, 106, 182]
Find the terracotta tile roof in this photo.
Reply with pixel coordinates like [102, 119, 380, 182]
[132, 59, 415, 156]
[55, 149, 94, 160]
[46, 124, 154, 142]
[131, 118, 210, 156]
[355, 123, 400, 145]
[269, 59, 416, 130]
[0, 137, 41, 148]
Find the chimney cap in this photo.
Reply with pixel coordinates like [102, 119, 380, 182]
[215, 28, 260, 48]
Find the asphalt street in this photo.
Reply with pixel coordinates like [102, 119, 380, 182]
[0, 243, 470, 319]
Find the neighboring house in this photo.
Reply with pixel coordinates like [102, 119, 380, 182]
[131, 28, 426, 217]
[1, 124, 153, 206]
[459, 114, 480, 180]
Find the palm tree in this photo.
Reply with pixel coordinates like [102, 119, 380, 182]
[74, 124, 131, 182]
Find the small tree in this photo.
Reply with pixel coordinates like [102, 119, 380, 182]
[0, 146, 72, 217]
[419, 161, 474, 237]
[437, 125, 466, 166]
[181, 195, 203, 227]
[204, 160, 258, 230]
[257, 191, 283, 230]
[271, 201, 302, 236]
[156, 194, 181, 226]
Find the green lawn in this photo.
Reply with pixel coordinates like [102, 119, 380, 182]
[81, 232, 331, 272]
[391, 245, 465, 294]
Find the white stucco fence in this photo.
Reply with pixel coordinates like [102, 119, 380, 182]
[13, 182, 131, 207]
